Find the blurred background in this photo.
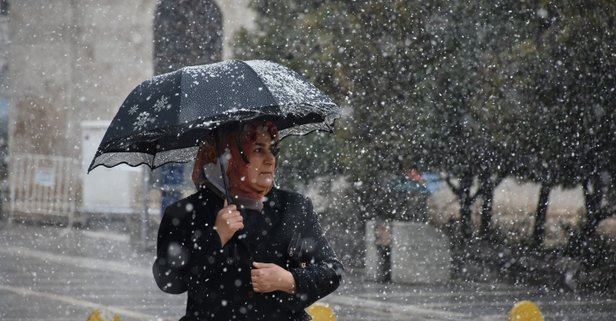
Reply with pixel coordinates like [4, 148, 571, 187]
[1, 0, 615, 310]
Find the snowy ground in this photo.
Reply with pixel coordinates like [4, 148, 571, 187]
[0, 220, 614, 321]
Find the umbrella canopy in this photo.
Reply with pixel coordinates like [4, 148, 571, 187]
[88, 60, 339, 172]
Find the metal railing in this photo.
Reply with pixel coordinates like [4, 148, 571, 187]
[8, 153, 79, 224]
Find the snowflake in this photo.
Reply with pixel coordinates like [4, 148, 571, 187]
[133, 111, 153, 130]
[153, 95, 170, 112]
[128, 104, 139, 115]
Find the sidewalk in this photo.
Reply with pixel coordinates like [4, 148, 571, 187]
[1, 220, 615, 321]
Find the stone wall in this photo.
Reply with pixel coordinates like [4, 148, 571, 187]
[6, 1, 255, 216]
[8, 0, 155, 158]
[7, 1, 156, 215]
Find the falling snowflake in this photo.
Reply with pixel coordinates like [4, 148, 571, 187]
[128, 104, 139, 115]
[153, 95, 170, 112]
[133, 111, 153, 130]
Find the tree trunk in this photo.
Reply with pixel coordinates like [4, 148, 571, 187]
[458, 173, 475, 240]
[582, 174, 604, 240]
[532, 183, 551, 249]
[478, 174, 496, 240]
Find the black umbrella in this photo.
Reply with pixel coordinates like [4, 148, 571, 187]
[87, 59, 339, 173]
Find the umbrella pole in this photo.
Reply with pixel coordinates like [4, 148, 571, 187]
[214, 130, 247, 262]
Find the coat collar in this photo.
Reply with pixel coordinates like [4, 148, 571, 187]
[262, 187, 283, 211]
[252, 188, 283, 244]
[197, 184, 283, 210]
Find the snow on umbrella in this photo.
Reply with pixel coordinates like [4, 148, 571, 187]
[87, 59, 339, 172]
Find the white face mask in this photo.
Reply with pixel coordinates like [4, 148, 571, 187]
[201, 148, 231, 196]
[201, 148, 265, 211]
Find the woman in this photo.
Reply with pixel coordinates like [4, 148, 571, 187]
[153, 120, 343, 321]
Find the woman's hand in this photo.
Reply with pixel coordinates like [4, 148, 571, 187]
[251, 262, 296, 294]
[215, 202, 243, 246]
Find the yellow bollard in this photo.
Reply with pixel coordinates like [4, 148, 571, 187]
[87, 309, 121, 321]
[87, 309, 104, 321]
[306, 303, 337, 321]
[507, 300, 544, 321]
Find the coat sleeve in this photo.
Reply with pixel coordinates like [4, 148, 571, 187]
[152, 201, 192, 294]
[274, 195, 344, 312]
[152, 197, 225, 294]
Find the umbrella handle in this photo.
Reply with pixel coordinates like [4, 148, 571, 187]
[213, 129, 254, 259]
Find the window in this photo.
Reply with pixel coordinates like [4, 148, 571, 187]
[154, 0, 222, 74]
[0, 0, 8, 16]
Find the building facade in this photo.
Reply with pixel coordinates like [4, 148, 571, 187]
[4, 0, 254, 221]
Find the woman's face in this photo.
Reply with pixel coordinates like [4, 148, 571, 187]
[243, 130, 277, 194]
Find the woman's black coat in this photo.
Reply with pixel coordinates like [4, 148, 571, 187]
[152, 186, 343, 321]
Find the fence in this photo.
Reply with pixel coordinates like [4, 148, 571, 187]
[8, 153, 80, 224]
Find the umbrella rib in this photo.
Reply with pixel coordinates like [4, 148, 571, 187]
[235, 60, 279, 108]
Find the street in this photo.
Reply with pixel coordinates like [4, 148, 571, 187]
[1, 221, 615, 321]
